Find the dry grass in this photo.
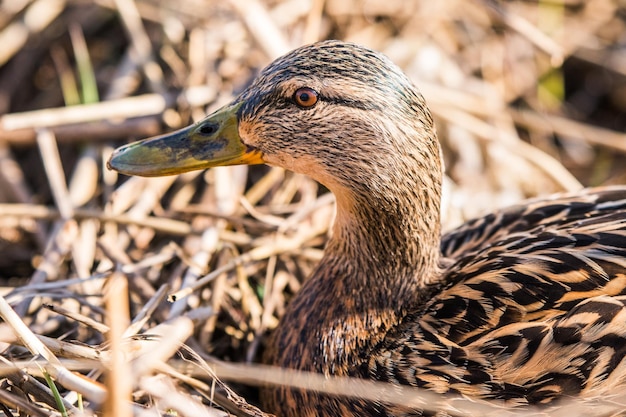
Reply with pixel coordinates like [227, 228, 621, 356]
[0, 0, 625, 415]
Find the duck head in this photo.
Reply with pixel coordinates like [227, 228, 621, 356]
[107, 40, 441, 211]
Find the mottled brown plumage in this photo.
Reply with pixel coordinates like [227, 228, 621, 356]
[108, 41, 626, 416]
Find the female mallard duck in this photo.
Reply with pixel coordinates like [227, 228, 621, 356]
[108, 41, 626, 416]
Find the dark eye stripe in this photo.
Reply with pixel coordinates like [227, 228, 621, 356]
[322, 96, 381, 111]
[243, 88, 380, 114]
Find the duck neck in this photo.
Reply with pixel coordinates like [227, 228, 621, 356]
[327, 177, 443, 311]
[269, 164, 443, 375]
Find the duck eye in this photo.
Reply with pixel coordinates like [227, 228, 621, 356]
[293, 87, 319, 108]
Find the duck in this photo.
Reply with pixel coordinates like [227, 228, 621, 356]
[108, 40, 626, 416]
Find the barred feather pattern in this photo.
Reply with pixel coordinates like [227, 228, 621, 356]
[369, 187, 626, 409]
[264, 187, 626, 417]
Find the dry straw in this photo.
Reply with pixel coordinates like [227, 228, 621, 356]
[0, 0, 624, 415]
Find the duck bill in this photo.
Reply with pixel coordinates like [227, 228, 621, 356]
[107, 102, 263, 177]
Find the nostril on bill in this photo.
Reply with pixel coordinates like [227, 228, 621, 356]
[197, 122, 219, 136]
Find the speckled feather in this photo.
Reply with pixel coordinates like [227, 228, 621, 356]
[377, 188, 626, 404]
[234, 42, 626, 416]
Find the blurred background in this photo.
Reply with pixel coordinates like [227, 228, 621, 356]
[0, 0, 625, 415]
